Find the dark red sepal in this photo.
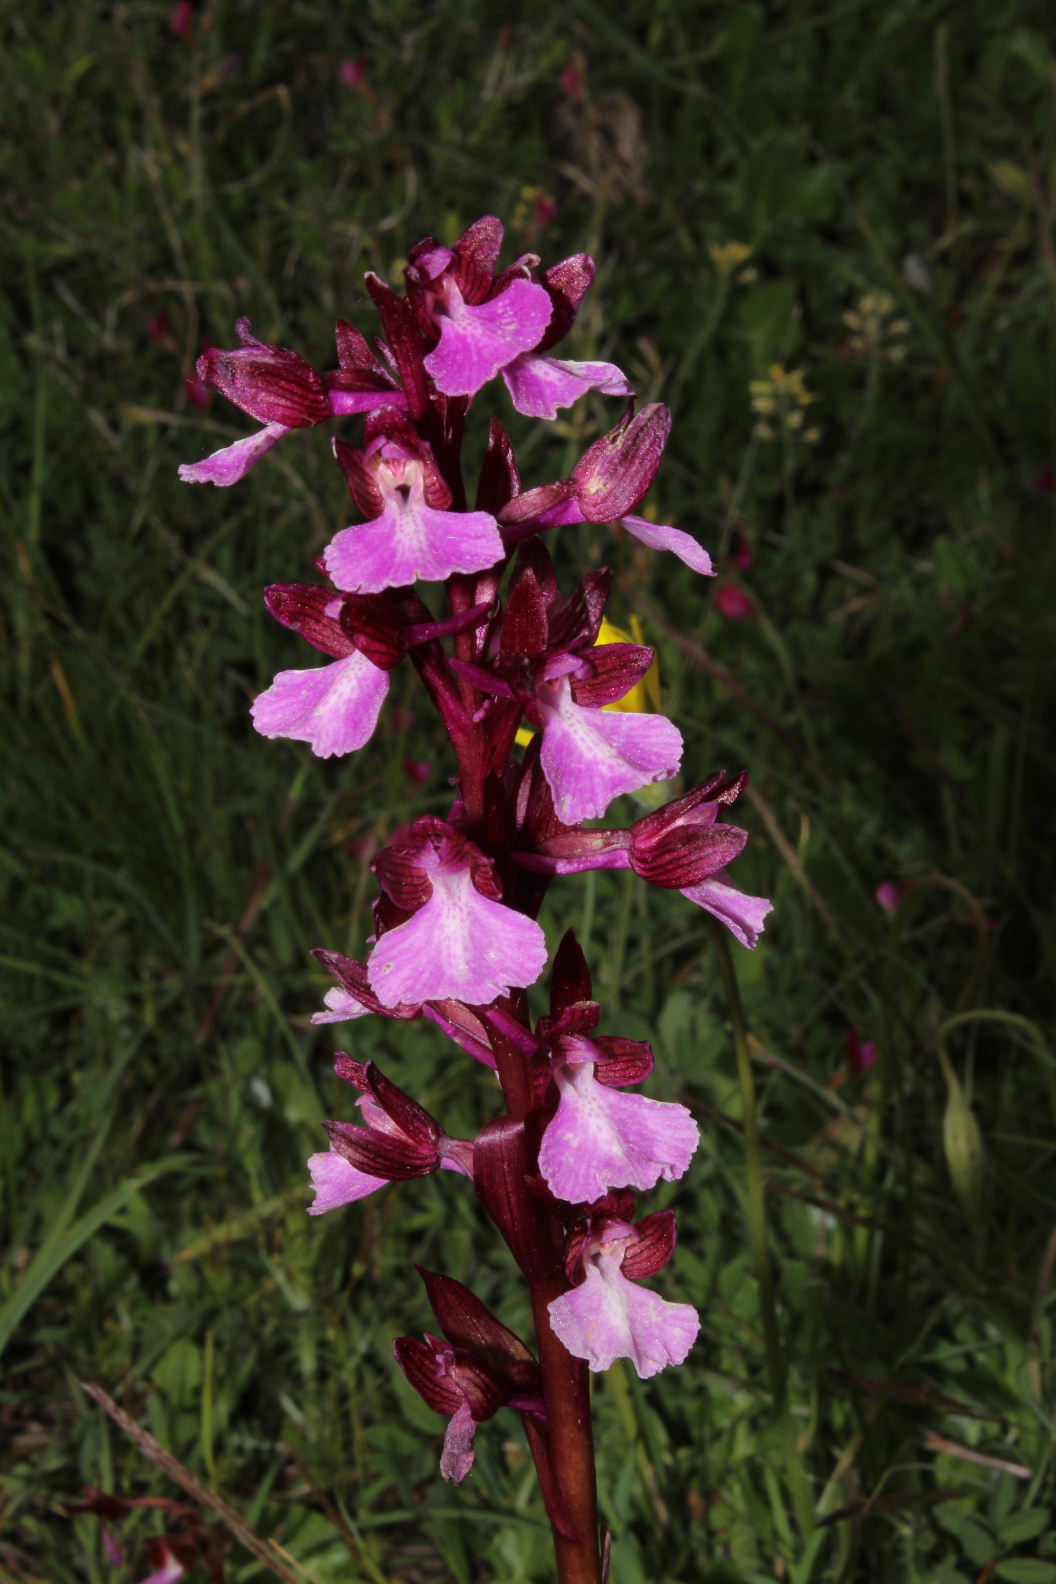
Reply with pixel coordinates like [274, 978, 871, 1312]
[476, 416, 521, 516]
[330, 319, 400, 391]
[197, 318, 330, 428]
[393, 1334, 463, 1415]
[364, 1061, 441, 1152]
[263, 583, 355, 659]
[311, 948, 421, 1020]
[590, 1035, 655, 1088]
[632, 823, 748, 888]
[332, 436, 384, 518]
[572, 403, 671, 523]
[338, 593, 406, 670]
[324, 1118, 437, 1179]
[536, 253, 596, 351]
[326, 319, 402, 394]
[549, 930, 593, 1019]
[372, 845, 435, 912]
[621, 1209, 677, 1280]
[631, 770, 747, 849]
[363, 272, 430, 419]
[570, 642, 654, 708]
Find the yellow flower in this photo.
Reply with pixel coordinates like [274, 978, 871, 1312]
[748, 364, 817, 441]
[843, 290, 909, 361]
[709, 240, 753, 278]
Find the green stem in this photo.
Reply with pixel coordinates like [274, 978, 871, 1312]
[710, 919, 785, 1407]
[712, 922, 817, 1544]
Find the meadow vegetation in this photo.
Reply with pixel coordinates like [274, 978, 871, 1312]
[3, 1, 1055, 1579]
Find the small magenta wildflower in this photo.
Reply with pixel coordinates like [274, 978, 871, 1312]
[715, 583, 755, 620]
[339, 56, 367, 90]
[61, 1491, 222, 1584]
[846, 1028, 878, 1076]
[169, 1, 193, 42]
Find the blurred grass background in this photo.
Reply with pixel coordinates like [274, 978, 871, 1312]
[2, 1, 1055, 1580]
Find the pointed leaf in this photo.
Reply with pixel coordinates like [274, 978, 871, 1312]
[364, 272, 429, 418]
[475, 416, 520, 515]
[501, 568, 550, 661]
[550, 930, 593, 1018]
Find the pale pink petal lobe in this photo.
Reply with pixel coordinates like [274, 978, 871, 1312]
[621, 514, 714, 575]
[310, 987, 372, 1025]
[250, 651, 389, 757]
[547, 1255, 700, 1379]
[367, 873, 547, 1008]
[324, 503, 503, 592]
[307, 1150, 387, 1214]
[681, 873, 773, 948]
[539, 1066, 698, 1202]
[439, 1401, 479, 1483]
[178, 421, 289, 486]
[425, 279, 553, 396]
[539, 677, 682, 823]
[502, 353, 632, 419]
